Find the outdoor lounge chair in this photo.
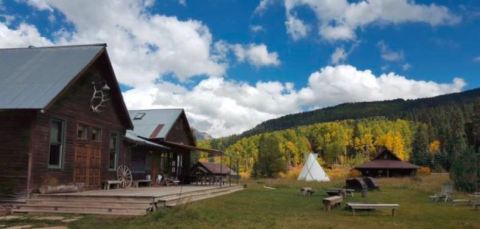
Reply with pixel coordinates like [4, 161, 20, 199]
[430, 184, 453, 202]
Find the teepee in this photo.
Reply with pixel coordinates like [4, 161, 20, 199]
[297, 153, 330, 182]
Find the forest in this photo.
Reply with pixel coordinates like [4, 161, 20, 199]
[198, 90, 480, 190]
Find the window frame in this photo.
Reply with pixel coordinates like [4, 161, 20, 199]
[76, 123, 88, 140]
[108, 132, 120, 171]
[48, 118, 66, 169]
[90, 127, 102, 142]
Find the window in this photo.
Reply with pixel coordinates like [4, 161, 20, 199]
[91, 127, 102, 142]
[77, 124, 88, 140]
[49, 119, 65, 168]
[109, 133, 120, 170]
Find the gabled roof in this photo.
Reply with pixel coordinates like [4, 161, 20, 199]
[128, 109, 188, 139]
[0, 44, 133, 129]
[355, 149, 419, 170]
[0, 44, 104, 109]
[373, 149, 401, 161]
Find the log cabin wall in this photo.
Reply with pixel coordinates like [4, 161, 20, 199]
[0, 110, 36, 197]
[29, 56, 129, 191]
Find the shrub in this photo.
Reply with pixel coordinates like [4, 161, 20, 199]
[451, 148, 479, 192]
[417, 166, 431, 176]
[349, 169, 362, 178]
[278, 165, 302, 180]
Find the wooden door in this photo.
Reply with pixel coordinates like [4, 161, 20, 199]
[74, 143, 102, 188]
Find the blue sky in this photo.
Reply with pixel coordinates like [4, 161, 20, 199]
[0, 0, 479, 136]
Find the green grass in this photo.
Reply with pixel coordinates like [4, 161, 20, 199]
[4, 174, 480, 229]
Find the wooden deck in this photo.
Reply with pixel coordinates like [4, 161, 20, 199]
[13, 185, 243, 216]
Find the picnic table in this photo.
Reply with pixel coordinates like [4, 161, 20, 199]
[326, 188, 354, 197]
[347, 202, 400, 216]
[323, 196, 343, 211]
[300, 187, 314, 196]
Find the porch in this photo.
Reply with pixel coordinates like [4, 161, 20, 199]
[13, 184, 243, 216]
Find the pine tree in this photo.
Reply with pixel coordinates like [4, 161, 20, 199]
[411, 124, 429, 166]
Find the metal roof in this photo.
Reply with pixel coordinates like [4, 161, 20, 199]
[125, 131, 170, 150]
[0, 44, 105, 109]
[128, 109, 184, 139]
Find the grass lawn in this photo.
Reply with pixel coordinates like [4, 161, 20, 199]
[2, 174, 479, 229]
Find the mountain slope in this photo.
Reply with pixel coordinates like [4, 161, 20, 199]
[241, 88, 480, 138]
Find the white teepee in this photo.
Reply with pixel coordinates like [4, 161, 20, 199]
[297, 153, 330, 182]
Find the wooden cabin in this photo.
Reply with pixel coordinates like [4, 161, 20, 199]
[126, 109, 199, 184]
[0, 44, 133, 201]
[355, 149, 419, 177]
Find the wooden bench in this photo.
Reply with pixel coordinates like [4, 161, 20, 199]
[347, 203, 399, 216]
[452, 199, 471, 206]
[322, 195, 343, 211]
[300, 187, 314, 196]
[133, 179, 152, 188]
[103, 180, 122, 190]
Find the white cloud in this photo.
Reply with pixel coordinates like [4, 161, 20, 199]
[473, 56, 480, 63]
[283, 0, 460, 41]
[125, 65, 465, 137]
[285, 13, 309, 40]
[0, 0, 466, 137]
[250, 25, 264, 33]
[297, 65, 465, 108]
[402, 63, 412, 71]
[6, 0, 227, 87]
[377, 40, 404, 62]
[254, 0, 274, 15]
[178, 0, 186, 6]
[330, 47, 347, 65]
[124, 77, 298, 137]
[232, 43, 280, 67]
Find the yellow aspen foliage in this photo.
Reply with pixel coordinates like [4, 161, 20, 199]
[429, 140, 441, 156]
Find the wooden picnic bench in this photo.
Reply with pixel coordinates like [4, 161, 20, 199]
[326, 188, 354, 197]
[323, 195, 343, 211]
[133, 179, 152, 188]
[300, 187, 314, 196]
[347, 203, 399, 216]
[103, 180, 122, 190]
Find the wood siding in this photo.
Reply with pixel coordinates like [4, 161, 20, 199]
[27, 55, 129, 193]
[0, 110, 36, 197]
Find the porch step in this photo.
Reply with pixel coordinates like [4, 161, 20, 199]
[13, 208, 147, 216]
[162, 185, 244, 207]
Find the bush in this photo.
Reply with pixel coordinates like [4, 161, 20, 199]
[278, 165, 302, 180]
[349, 169, 362, 178]
[417, 166, 431, 176]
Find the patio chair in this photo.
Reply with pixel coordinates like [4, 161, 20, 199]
[430, 184, 453, 203]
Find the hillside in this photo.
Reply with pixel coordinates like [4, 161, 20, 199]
[241, 88, 480, 137]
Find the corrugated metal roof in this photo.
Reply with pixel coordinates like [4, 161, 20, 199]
[0, 44, 105, 109]
[128, 109, 184, 139]
[125, 131, 170, 150]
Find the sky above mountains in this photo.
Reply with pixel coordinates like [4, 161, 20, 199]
[0, 0, 479, 137]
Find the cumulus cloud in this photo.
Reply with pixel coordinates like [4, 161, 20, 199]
[0, 0, 466, 137]
[232, 43, 280, 67]
[297, 65, 465, 108]
[5, 0, 227, 86]
[124, 65, 465, 137]
[330, 47, 348, 65]
[281, 0, 460, 41]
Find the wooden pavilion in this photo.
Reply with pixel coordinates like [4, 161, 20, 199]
[355, 149, 419, 177]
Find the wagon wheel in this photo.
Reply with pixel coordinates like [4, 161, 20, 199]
[117, 165, 133, 188]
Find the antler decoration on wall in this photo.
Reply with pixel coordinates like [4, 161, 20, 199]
[90, 81, 111, 113]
